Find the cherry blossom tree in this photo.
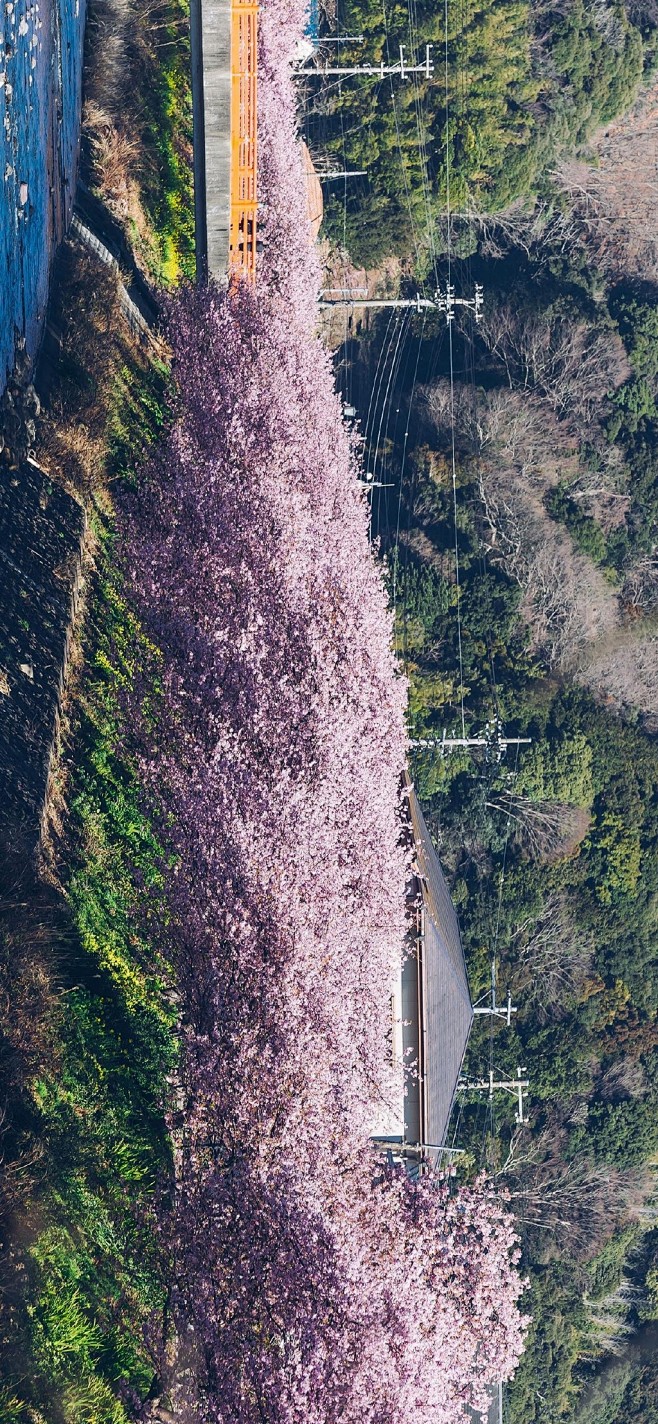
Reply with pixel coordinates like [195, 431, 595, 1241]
[117, 0, 530, 1415]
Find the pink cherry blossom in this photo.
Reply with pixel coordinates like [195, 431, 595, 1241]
[116, 0, 530, 1415]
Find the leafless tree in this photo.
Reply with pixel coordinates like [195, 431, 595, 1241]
[625, 0, 658, 26]
[422, 382, 574, 477]
[506, 893, 594, 1020]
[578, 629, 658, 715]
[477, 463, 619, 666]
[563, 444, 630, 532]
[592, 0, 626, 48]
[599, 1057, 649, 1104]
[433, 200, 583, 265]
[488, 790, 591, 863]
[479, 306, 630, 424]
[622, 557, 658, 616]
[497, 1125, 656, 1261]
[421, 378, 623, 670]
[554, 77, 658, 283]
[524, 538, 620, 668]
[585, 1286, 638, 1356]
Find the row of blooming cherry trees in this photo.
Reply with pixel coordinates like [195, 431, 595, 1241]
[119, 0, 529, 1415]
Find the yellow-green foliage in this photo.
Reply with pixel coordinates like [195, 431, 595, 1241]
[27, 1219, 151, 1420]
[646, 1265, 658, 1311]
[0, 1389, 27, 1424]
[516, 733, 594, 807]
[61, 1378, 128, 1424]
[406, 663, 460, 721]
[449, 0, 538, 205]
[138, 0, 195, 283]
[68, 570, 173, 1025]
[30, 1233, 104, 1377]
[587, 811, 642, 904]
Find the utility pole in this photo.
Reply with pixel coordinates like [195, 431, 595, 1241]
[321, 295, 436, 311]
[410, 720, 531, 759]
[441, 282, 484, 323]
[473, 994, 518, 1025]
[298, 42, 434, 79]
[319, 283, 484, 321]
[410, 1143, 465, 1156]
[376, 1141, 465, 1160]
[458, 1067, 529, 1125]
[315, 170, 368, 180]
[320, 287, 368, 297]
[473, 959, 518, 1026]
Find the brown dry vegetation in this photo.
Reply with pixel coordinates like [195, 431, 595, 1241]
[422, 380, 623, 670]
[478, 306, 631, 424]
[488, 792, 592, 864]
[577, 625, 658, 716]
[507, 893, 596, 1022]
[498, 1121, 656, 1264]
[38, 238, 160, 500]
[0, 845, 66, 1226]
[81, 0, 193, 280]
[83, 98, 141, 220]
[556, 75, 658, 282]
[418, 359, 658, 725]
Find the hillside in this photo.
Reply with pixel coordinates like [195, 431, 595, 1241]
[304, 0, 655, 267]
[5, 0, 658, 1412]
[0, 0, 531, 1418]
[331, 141, 658, 1420]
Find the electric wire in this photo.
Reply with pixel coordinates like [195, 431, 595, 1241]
[391, 313, 431, 610]
[314, 0, 528, 1226]
[441, 0, 467, 740]
[368, 311, 411, 540]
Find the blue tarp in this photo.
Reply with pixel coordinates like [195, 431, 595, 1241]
[305, 0, 319, 42]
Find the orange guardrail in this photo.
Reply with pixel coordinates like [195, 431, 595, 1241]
[229, 0, 258, 283]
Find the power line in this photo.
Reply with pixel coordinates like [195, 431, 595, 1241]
[298, 43, 435, 78]
[319, 284, 483, 315]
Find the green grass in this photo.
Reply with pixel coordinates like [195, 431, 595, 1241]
[136, 0, 195, 284]
[0, 1389, 28, 1424]
[0, 359, 178, 1422]
[26, 559, 176, 1419]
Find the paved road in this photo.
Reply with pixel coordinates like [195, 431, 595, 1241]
[190, 0, 231, 279]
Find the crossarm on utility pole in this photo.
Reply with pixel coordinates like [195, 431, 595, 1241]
[458, 1067, 530, 1124]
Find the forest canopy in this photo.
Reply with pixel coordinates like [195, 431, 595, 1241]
[306, 0, 650, 265]
[343, 226, 658, 1419]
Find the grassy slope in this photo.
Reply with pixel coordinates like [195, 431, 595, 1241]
[0, 245, 179, 1421]
[83, 0, 195, 284]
